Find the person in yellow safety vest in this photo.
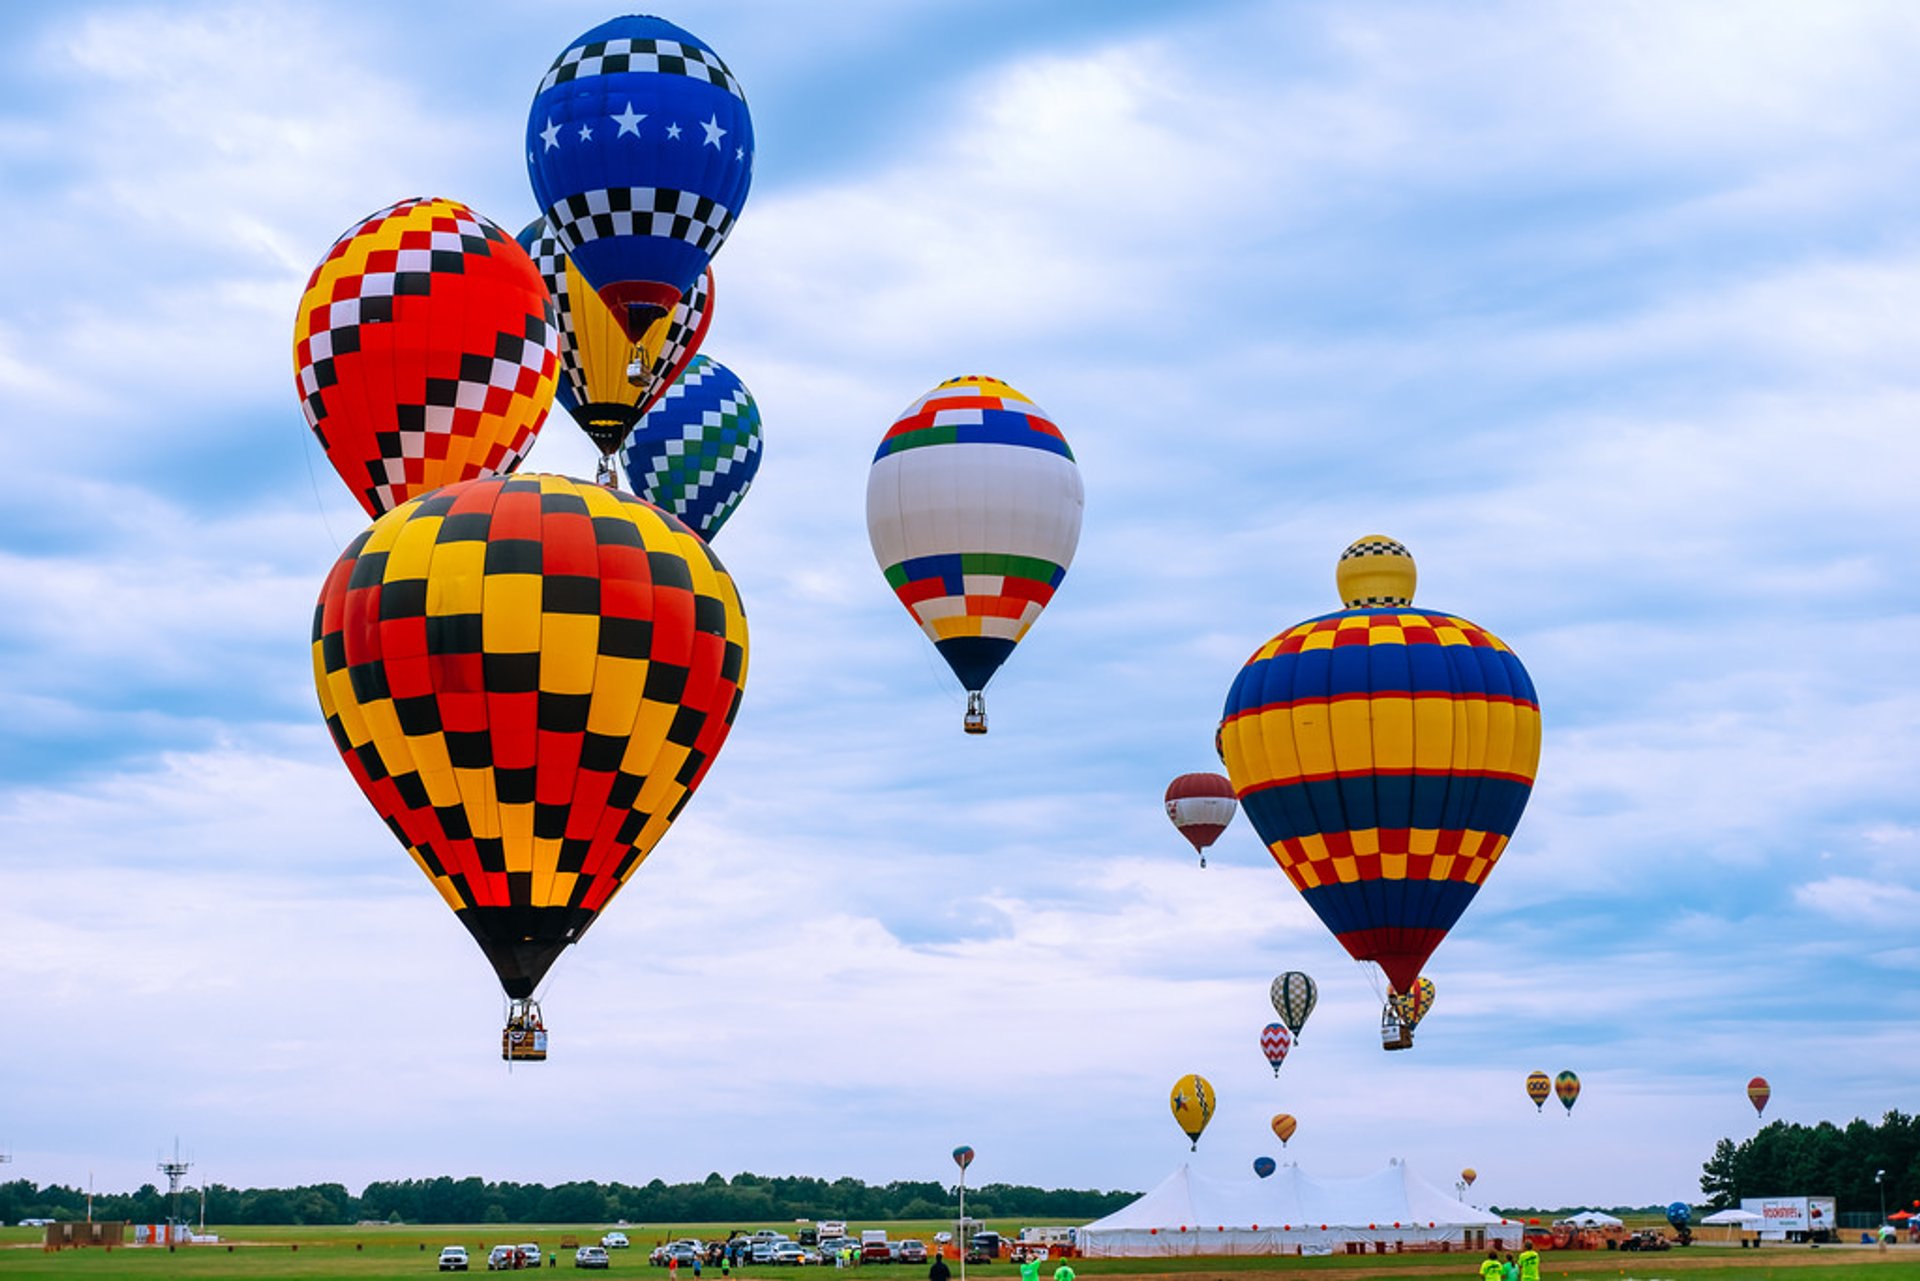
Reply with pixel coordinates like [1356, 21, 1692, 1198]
[1479, 1251, 1504, 1281]
[1518, 1245, 1541, 1281]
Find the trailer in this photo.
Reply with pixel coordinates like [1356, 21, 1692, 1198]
[1739, 1197, 1837, 1243]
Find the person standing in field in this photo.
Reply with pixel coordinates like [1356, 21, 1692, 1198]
[1502, 1251, 1517, 1281]
[930, 1255, 951, 1281]
[1478, 1250, 1503, 1281]
[1518, 1243, 1540, 1281]
[1052, 1264, 1075, 1281]
[1020, 1251, 1042, 1281]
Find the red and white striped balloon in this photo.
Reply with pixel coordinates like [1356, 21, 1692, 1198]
[1165, 772, 1238, 867]
[1260, 1022, 1294, 1075]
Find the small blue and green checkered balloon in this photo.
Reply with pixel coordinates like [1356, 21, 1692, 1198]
[620, 354, 762, 541]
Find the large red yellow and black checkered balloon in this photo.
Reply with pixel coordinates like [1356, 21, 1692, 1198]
[312, 473, 748, 998]
[1219, 537, 1540, 995]
[293, 197, 560, 517]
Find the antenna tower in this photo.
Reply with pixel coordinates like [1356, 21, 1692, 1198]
[158, 1140, 192, 1229]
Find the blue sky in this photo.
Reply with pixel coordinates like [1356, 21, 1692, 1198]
[2, 0, 1917, 1212]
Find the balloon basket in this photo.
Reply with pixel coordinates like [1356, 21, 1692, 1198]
[1380, 1003, 1413, 1051]
[963, 692, 987, 735]
[503, 999, 549, 1062]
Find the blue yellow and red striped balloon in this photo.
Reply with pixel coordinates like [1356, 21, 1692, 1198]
[1219, 537, 1541, 995]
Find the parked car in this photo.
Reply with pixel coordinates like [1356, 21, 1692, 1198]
[658, 1244, 702, 1267]
[604, 1232, 631, 1250]
[772, 1242, 810, 1265]
[966, 1233, 1003, 1265]
[861, 1240, 892, 1264]
[519, 1244, 544, 1268]
[440, 1246, 471, 1272]
[488, 1246, 519, 1271]
[751, 1240, 782, 1264]
[897, 1241, 928, 1265]
[576, 1246, 611, 1269]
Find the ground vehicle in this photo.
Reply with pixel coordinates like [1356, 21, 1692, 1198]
[440, 1246, 471, 1272]
[1741, 1196, 1838, 1243]
[488, 1246, 519, 1271]
[896, 1240, 928, 1265]
[576, 1246, 611, 1269]
[820, 1222, 848, 1240]
[604, 1233, 630, 1249]
[520, 1245, 544, 1267]
[1621, 1232, 1670, 1252]
[751, 1239, 783, 1264]
[860, 1231, 891, 1264]
[658, 1243, 703, 1267]
[772, 1242, 810, 1265]
[966, 1232, 1004, 1264]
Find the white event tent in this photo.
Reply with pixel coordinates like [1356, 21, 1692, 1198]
[1077, 1160, 1523, 1258]
[1562, 1212, 1624, 1228]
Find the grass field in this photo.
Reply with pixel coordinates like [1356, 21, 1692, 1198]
[2, 1224, 1917, 1281]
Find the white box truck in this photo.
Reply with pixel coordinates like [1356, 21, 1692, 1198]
[1740, 1196, 1837, 1243]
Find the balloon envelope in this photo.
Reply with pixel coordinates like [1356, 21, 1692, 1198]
[1220, 538, 1541, 994]
[1747, 1076, 1770, 1116]
[1260, 1022, 1293, 1075]
[619, 354, 762, 541]
[518, 218, 713, 454]
[1526, 1071, 1551, 1111]
[1165, 773, 1237, 861]
[294, 197, 558, 516]
[311, 473, 749, 998]
[865, 376, 1083, 718]
[952, 1146, 974, 1170]
[1169, 1074, 1215, 1150]
[1270, 971, 1318, 1037]
[525, 16, 753, 340]
[1271, 1113, 1297, 1146]
[1388, 976, 1436, 1029]
[1666, 1203, 1691, 1229]
[1253, 1157, 1276, 1179]
[1461, 1168, 1477, 1187]
[1555, 1071, 1581, 1113]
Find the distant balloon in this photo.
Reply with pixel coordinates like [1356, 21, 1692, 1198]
[1260, 1022, 1294, 1076]
[1165, 773, 1237, 867]
[619, 354, 762, 541]
[1526, 1071, 1551, 1112]
[1220, 537, 1541, 996]
[865, 376, 1084, 734]
[1170, 1074, 1215, 1151]
[952, 1146, 974, 1171]
[294, 197, 558, 516]
[1253, 1157, 1277, 1179]
[526, 16, 752, 341]
[1388, 976, 1436, 1030]
[1555, 1071, 1581, 1115]
[1666, 1203, 1691, 1230]
[1270, 1113, 1297, 1147]
[1748, 1076, 1770, 1117]
[1270, 972, 1318, 1038]
[1461, 1168, 1477, 1188]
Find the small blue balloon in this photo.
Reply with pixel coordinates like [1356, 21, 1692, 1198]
[1666, 1202, 1691, 1227]
[620, 355, 762, 541]
[1253, 1157, 1276, 1179]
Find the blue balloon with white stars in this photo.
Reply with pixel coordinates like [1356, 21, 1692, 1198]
[526, 15, 753, 340]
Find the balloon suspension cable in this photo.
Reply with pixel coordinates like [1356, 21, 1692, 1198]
[963, 691, 987, 735]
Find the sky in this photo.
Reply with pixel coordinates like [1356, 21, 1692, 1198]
[1, 0, 1917, 1215]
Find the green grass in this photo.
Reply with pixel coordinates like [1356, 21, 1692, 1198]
[2, 1223, 1917, 1281]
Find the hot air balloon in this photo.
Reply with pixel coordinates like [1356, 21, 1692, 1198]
[1260, 1022, 1293, 1076]
[1271, 1114, 1297, 1147]
[1165, 773, 1238, 868]
[619, 355, 762, 541]
[1526, 1071, 1551, 1112]
[952, 1146, 974, 1170]
[1666, 1203, 1691, 1231]
[1271, 972, 1318, 1038]
[1253, 1157, 1276, 1179]
[865, 376, 1084, 733]
[517, 217, 714, 465]
[1170, 1074, 1215, 1150]
[1219, 537, 1542, 1014]
[311, 473, 749, 1057]
[526, 16, 753, 342]
[1461, 1168, 1477, 1188]
[293, 198, 559, 517]
[1388, 977, 1436, 1030]
[1555, 1071, 1580, 1115]
[1748, 1076, 1770, 1116]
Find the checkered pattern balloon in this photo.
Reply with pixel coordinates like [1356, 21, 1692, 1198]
[1260, 1022, 1293, 1075]
[527, 15, 752, 340]
[311, 473, 749, 999]
[1555, 1070, 1580, 1113]
[619, 355, 761, 541]
[1169, 1074, 1215, 1150]
[866, 376, 1084, 700]
[1388, 976, 1436, 1029]
[1221, 539, 1540, 995]
[518, 216, 713, 454]
[1270, 971, 1317, 1037]
[293, 197, 559, 516]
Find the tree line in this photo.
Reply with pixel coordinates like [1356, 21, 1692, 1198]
[1700, 1110, 1919, 1211]
[0, 1171, 1137, 1227]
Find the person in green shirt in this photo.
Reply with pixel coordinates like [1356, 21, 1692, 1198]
[1020, 1256, 1041, 1281]
[1518, 1246, 1541, 1281]
[1478, 1251, 1503, 1281]
[1052, 1266, 1075, 1281]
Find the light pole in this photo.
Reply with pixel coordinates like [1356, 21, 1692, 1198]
[1455, 1180, 1466, 1202]
[1878, 1170, 1887, 1225]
